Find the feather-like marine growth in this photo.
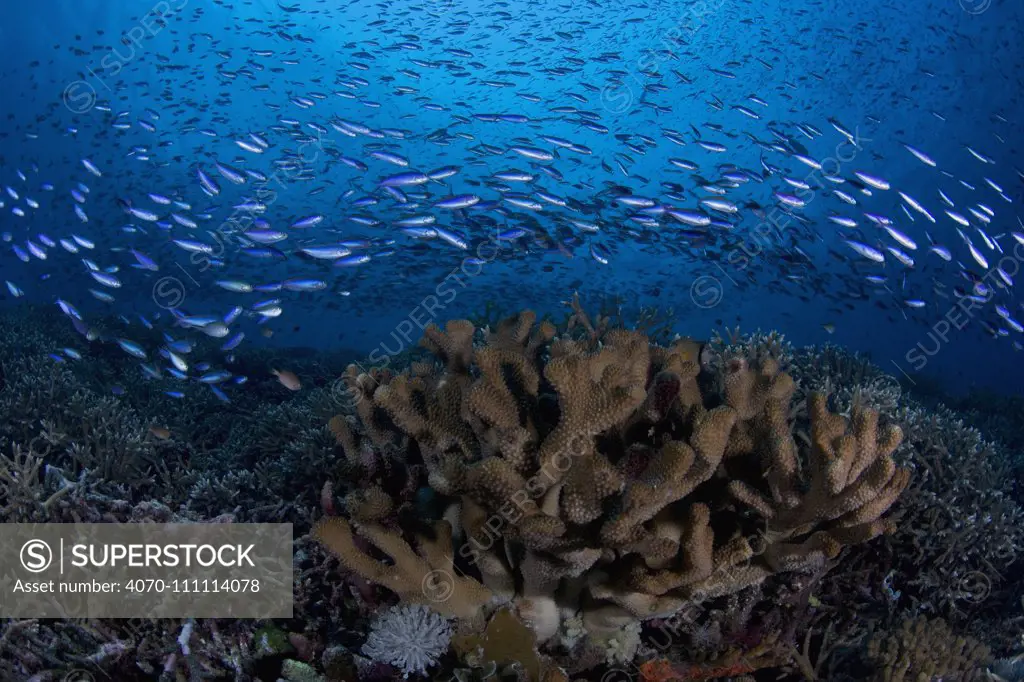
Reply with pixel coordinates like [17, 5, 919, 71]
[361, 604, 453, 678]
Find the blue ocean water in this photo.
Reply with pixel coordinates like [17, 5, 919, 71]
[0, 0, 1022, 397]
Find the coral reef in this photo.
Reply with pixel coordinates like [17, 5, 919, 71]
[0, 308, 351, 681]
[2, 305, 1022, 681]
[315, 305, 911, 673]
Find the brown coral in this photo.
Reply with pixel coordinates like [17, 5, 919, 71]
[317, 307, 912, 654]
[452, 607, 549, 682]
[866, 616, 990, 681]
[728, 391, 910, 573]
[312, 516, 492, 620]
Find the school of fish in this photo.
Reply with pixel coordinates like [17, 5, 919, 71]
[0, 0, 1021, 401]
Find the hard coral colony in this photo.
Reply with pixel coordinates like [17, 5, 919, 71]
[315, 307, 912, 677]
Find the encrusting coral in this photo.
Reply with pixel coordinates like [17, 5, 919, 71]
[314, 303, 912, 666]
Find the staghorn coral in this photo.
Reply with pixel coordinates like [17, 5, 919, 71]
[865, 616, 990, 681]
[707, 327, 793, 371]
[0, 351, 183, 495]
[790, 344, 903, 416]
[314, 308, 911, 666]
[0, 310, 301, 679]
[883, 402, 1024, 633]
[0, 443, 68, 522]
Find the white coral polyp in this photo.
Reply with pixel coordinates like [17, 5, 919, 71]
[361, 604, 453, 678]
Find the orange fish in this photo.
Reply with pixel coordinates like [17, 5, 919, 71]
[272, 369, 301, 391]
[149, 425, 171, 440]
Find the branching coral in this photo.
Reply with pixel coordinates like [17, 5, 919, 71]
[789, 343, 903, 416]
[0, 352, 177, 493]
[780, 341, 1024, 645]
[315, 308, 911, 662]
[0, 443, 69, 521]
[883, 402, 1024, 629]
[314, 516, 493, 620]
[865, 616, 990, 681]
